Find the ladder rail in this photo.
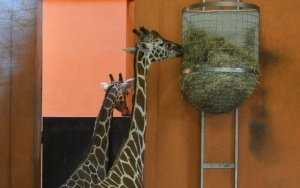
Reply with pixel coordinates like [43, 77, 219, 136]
[200, 108, 239, 188]
[235, 108, 239, 188]
[200, 111, 205, 188]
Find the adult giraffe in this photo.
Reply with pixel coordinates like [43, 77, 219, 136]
[59, 73, 134, 188]
[93, 27, 182, 188]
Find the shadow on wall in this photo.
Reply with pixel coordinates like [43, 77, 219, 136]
[248, 90, 278, 163]
[248, 48, 281, 164]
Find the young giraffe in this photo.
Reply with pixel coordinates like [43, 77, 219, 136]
[59, 73, 134, 188]
[92, 27, 182, 188]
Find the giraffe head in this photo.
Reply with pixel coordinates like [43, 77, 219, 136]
[124, 26, 182, 64]
[100, 73, 134, 116]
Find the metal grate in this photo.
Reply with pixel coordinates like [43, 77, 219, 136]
[182, 2, 260, 57]
[180, 1, 260, 113]
[181, 1, 260, 187]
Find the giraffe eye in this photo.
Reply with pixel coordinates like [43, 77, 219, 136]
[158, 42, 164, 47]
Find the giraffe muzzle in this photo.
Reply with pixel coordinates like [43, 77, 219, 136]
[175, 45, 183, 57]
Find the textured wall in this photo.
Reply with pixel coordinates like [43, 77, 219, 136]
[0, 0, 38, 187]
[134, 0, 300, 187]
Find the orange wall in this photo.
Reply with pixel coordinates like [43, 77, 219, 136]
[134, 0, 300, 188]
[43, 0, 128, 117]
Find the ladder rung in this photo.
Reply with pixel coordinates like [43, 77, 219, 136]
[203, 163, 235, 169]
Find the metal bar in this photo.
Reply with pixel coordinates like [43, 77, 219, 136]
[203, 163, 235, 169]
[200, 111, 205, 188]
[201, 4, 205, 188]
[182, 67, 258, 75]
[200, 109, 239, 188]
[235, 108, 239, 188]
[235, 1, 240, 186]
[183, 2, 260, 12]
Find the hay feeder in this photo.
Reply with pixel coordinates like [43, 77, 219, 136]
[181, 2, 260, 113]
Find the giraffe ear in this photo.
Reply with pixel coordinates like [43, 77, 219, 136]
[100, 82, 109, 91]
[123, 47, 136, 55]
[121, 78, 135, 89]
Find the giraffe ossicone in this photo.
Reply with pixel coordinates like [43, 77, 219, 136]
[59, 73, 134, 188]
[93, 26, 182, 188]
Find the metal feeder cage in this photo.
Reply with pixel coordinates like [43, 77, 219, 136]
[180, 2, 260, 113]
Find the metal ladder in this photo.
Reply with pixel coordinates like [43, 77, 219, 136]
[196, 0, 241, 187]
[200, 108, 239, 188]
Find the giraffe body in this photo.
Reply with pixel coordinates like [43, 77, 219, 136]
[59, 73, 134, 188]
[93, 27, 182, 188]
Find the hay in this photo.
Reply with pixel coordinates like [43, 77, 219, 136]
[180, 27, 259, 113]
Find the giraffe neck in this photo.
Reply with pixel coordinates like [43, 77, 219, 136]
[60, 87, 118, 188]
[92, 49, 150, 188]
[130, 50, 148, 133]
[91, 86, 118, 155]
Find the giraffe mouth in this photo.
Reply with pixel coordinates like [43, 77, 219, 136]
[176, 47, 183, 57]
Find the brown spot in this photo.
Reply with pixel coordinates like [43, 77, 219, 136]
[96, 147, 106, 164]
[137, 77, 145, 89]
[135, 176, 143, 188]
[123, 176, 136, 187]
[106, 176, 118, 186]
[136, 89, 145, 110]
[82, 165, 91, 175]
[96, 124, 105, 137]
[137, 63, 144, 74]
[89, 155, 98, 169]
[110, 172, 121, 183]
[99, 109, 108, 120]
[137, 52, 144, 62]
[135, 109, 145, 131]
[103, 94, 114, 108]
[90, 165, 96, 173]
[128, 139, 138, 157]
[122, 161, 135, 176]
[68, 180, 76, 186]
[91, 173, 98, 183]
[76, 178, 85, 187]
[83, 181, 90, 187]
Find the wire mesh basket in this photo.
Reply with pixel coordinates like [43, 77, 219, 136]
[180, 2, 260, 113]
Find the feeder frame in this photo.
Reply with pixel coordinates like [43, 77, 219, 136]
[181, 1, 260, 188]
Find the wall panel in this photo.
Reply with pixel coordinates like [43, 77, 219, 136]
[134, 0, 300, 187]
[0, 0, 38, 187]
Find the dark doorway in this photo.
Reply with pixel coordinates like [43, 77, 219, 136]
[42, 117, 130, 188]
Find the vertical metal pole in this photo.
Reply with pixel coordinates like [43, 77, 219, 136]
[237, 0, 240, 10]
[200, 111, 205, 188]
[199, 4, 205, 185]
[235, 0, 240, 186]
[234, 108, 239, 188]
